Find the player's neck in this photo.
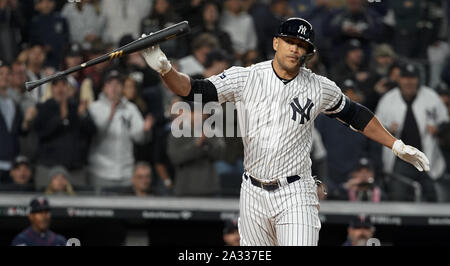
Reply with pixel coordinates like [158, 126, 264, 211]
[272, 60, 300, 81]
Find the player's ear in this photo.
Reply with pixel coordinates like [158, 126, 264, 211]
[273, 37, 279, 52]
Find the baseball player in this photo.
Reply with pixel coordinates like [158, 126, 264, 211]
[141, 18, 430, 246]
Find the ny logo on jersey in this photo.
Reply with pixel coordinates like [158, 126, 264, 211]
[298, 25, 307, 35]
[290, 97, 314, 124]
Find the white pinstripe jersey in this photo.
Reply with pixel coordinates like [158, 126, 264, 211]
[207, 60, 346, 182]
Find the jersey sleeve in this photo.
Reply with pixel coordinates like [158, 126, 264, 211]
[319, 76, 346, 115]
[206, 66, 249, 104]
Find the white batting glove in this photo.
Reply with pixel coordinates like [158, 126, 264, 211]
[392, 139, 430, 172]
[141, 34, 171, 75]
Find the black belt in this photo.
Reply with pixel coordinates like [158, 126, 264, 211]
[244, 173, 301, 191]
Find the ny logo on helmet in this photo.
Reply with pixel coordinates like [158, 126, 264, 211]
[298, 25, 307, 35]
[290, 98, 314, 124]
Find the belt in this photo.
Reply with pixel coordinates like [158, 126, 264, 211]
[244, 173, 301, 191]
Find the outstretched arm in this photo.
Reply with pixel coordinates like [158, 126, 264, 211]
[330, 97, 430, 172]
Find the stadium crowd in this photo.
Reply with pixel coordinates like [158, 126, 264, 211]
[0, 0, 449, 202]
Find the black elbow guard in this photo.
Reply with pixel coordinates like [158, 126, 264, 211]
[330, 97, 374, 131]
[181, 78, 219, 102]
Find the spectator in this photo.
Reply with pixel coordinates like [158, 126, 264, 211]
[0, 0, 25, 64]
[202, 49, 231, 79]
[389, 0, 428, 59]
[61, 0, 106, 45]
[100, 0, 152, 44]
[140, 0, 183, 58]
[330, 39, 369, 87]
[28, 0, 70, 69]
[44, 166, 75, 195]
[172, 0, 204, 29]
[0, 155, 34, 192]
[33, 76, 96, 190]
[435, 83, 450, 175]
[242, 49, 262, 67]
[7, 61, 36, 113]
[342, 215, 375, 246]
[102, 162, 154, 196]
[82, 40, 113, 99]
[364, 44, 397, 111]
[0, 61, 33, 183]
[88, 70, 153, 191]
[42, 43, 94, 105]
[315, 79, 382, 199]
[223, 219, 240, 246]
[11, 197, 67, 246]
[376, 63, 449, 202]
[302, 0, 334, 69]
[25, 43, 48, 102]
[220, 0, 258, 60]
[7, 61, 38, 163]
[326, 0, 383, 63]
[167, 103, 225, 197]
[306, 53, 328, 77]
[343, 157, 386, 202]
[251, 0, 290, 60]
[178, 33, 219, 77]
[188, 0, 233, 55]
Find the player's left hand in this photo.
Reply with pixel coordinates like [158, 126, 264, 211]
[141, 34, 171, 75]
[392, 140, 430, 172]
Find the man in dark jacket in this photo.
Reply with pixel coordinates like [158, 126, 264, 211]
[28, 0, 69, 68]
[0, 61, 32, 183]
[34, 76, 96, 190]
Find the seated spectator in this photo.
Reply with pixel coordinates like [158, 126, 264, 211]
[88, 70, 152, 191]
[342, 157, 386, 202]
[376, 64, 449, 202]
[0, 62, 33, 183]
[28, 0, 69, 69]
[44, 166, 76, 196]
[342, 215, 376, 246]
[11, 197, 67, 246]
[100, 0, 151, 44]
[33, 76, 96, 191]
[0, 155, 34, 192]
[61, 0, 106, 45]
[102, 162, 153, 196]
[167, 103, 225, 197]
[178, 33, 219, 77]
[220, 0, 258, 61]
[223, 219, 240, 246]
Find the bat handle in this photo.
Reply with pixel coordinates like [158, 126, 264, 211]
[25, 71, 65, 92]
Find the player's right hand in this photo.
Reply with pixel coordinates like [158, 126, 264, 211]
[392, 139, 430, 172]
[141, 34, 172, 75]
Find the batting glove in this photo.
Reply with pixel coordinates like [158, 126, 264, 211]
[392, 139, 430, 172]
[141, 34, 172, 75]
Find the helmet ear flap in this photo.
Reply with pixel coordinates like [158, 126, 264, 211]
[299, 51, 315, 66]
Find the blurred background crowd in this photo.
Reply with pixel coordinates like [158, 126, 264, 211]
[0, 0, 450, 203]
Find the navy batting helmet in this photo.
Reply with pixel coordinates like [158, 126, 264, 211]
[276, 18, 316, 56]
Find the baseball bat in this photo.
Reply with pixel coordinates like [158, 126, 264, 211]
[25, 21, 191, 92]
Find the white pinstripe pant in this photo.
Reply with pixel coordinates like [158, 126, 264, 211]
[238, 173, 321, 246]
